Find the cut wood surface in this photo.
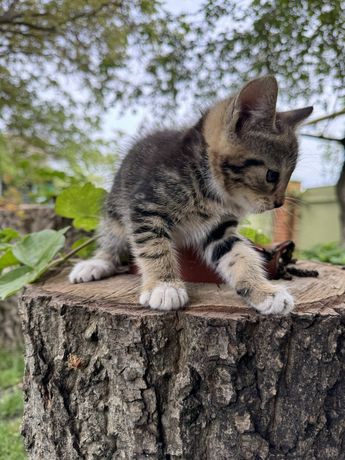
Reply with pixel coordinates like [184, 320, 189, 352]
[20, 262, 345, 459]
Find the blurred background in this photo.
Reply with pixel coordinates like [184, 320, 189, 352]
[0, 1, 344, 457]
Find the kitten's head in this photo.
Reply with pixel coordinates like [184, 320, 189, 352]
[203, 76, 313, 214]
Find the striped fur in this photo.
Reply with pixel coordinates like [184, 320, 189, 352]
[69, 76, 313, 314]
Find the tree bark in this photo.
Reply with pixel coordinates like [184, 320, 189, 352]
[20, 262, 345, 460]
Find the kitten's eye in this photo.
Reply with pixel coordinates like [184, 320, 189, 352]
[266, 170, 279, 183]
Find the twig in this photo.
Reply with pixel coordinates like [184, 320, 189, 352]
[302, 108, 345, 126]
[300, 133, 344, 143]
[46, 236, 97, 270]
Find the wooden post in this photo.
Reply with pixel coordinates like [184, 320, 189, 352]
[20, 262, 345, 459]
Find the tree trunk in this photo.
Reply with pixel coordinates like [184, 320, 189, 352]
[20, 262, 345, 460]
[336, 155, 345, 245]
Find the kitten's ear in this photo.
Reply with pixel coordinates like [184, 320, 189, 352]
[230, 76, 278, 132]
[277, 106, 314, 128]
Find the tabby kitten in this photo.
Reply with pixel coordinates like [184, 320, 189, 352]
[70, 76, 313, 314]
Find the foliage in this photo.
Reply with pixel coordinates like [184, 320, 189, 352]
[3, 0, 342, 119]
[302, 242, 345, 265]
[55, 182, 106, 231]
[0, 228, 19, 250]
[0, 348, 26, 460]
[0, 0, 181, 114]
[0, 182, 105, 299]
[239, 226, 271, 245]
[0, 131, 117, 203]
[0, 0, 186, 199]
[178, 0, 344, 107]
[0, 228, 67, 299]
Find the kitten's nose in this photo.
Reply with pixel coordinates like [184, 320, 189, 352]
[274, 199, 284, 208]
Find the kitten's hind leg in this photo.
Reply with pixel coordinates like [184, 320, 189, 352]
[69, 216, 129, 283]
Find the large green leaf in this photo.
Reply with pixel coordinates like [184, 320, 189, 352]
[55, 182, 106, 231]
[0, 266, 35, 300]
[12, 229, 66, 270]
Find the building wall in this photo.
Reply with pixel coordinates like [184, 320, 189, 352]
[297, 186, 341, 250]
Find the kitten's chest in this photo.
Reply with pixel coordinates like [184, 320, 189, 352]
[174, 201, 230, 248]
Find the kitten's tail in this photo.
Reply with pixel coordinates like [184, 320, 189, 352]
[69, 216, 129, 283]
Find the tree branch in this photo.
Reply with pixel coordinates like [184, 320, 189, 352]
[300, 133, 344, 144]
[2, 20, 56, 32]
[0, 27, 47, 39]
[303, 109, 345, 126]
[0, 12, 21, 24]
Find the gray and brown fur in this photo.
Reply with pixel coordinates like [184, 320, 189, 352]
[69, 76, 313, 314]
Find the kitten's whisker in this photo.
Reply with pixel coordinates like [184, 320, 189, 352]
[285, 196, 303, 205]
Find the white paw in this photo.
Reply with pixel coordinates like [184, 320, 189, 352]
[69, 259, 124, 283]
[139, 283, 189, 311]
[252, 287, 294, 315]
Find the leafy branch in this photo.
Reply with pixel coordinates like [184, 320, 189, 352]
[0, 182, 104, 300]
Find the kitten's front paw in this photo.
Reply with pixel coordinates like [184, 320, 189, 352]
[250, 286, 294, 315]
[139, 282, 189, 311]
[69, 259, 126, 283]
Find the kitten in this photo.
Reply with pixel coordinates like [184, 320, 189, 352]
[69, 76, 313, 314]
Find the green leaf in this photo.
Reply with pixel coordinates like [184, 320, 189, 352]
[0, 228, 20, 244]
[0, 266, 35, 300]
[72, 216, 99, 231]
[12, 229, 65, 270]
[239, 226, 271, 245]
[0, 250, 19, 271]
[55, 182, 106, 231]
[59, 226, 70, 235]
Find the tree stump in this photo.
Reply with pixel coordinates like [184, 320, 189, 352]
[20, 262, 345, 460]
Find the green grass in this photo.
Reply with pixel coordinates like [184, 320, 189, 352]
[0, 389, 23, 418]
[0, 417, 26, 460]
[0, 348, 24, 389]
[0, 347, 26, 460]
